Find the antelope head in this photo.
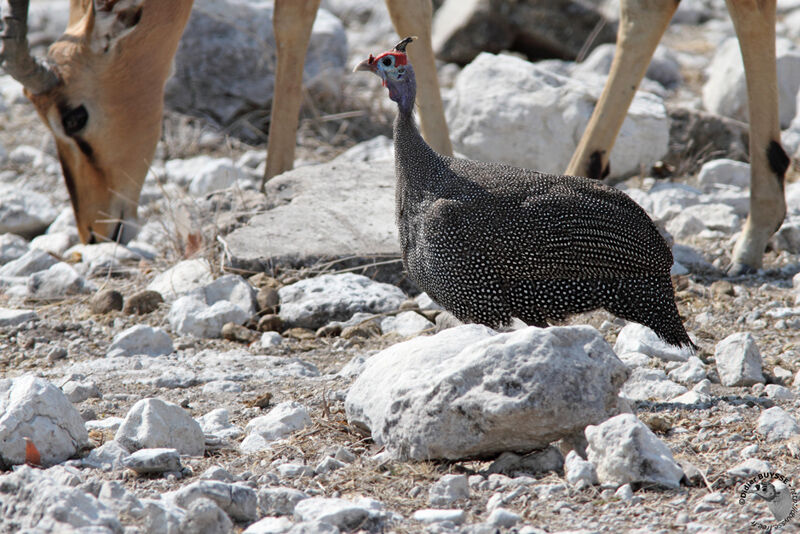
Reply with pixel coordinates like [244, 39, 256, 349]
[0, 0, 193, 243]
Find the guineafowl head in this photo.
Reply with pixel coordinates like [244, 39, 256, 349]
[355, 37, 417, 113]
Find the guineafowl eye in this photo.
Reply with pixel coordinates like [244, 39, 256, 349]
[382, 56, 393, 67]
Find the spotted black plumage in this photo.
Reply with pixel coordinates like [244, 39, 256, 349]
[357, 38, 696, 350]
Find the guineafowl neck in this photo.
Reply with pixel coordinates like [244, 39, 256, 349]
[394, 109, 442, 193]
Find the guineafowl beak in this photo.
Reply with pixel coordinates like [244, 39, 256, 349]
[354, 55, 378, 74]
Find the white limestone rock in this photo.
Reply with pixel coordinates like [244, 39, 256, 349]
[243, 516, 295, 534]
[115, 398, 205, 456]
[380, 310, 434, 337]
[30, 231, 78, 257]
[620, 367, 688, 402]
[107, 325, 174, 358]
[346, 324, 628, 460]
[757, 407, 800, 442]
[0, 465, 121, 532]
[293, 497, 382, 532]
[667, 356, 707, 385]
[613, 323, 692, 362]
[197, 408, 243, 440]
[82, 440, 131, 471]
[61, 377, 101, 403]
[0, 375, 90, 467]
[240, 402, 311, 453]
[147, 258, 214, 300]
[714, 332, 765, 386]
[26, 262, 87, 299]
[565, 450, 598, 488]
[586, 413, 683, 489]
[447, 53, 668, 179]
[0, 307, 37, 327]
[165, 155, 251, 195]
[429, 474, 470, 506]
[764, 384, 795, 401]
[278, 273, 406, 330]
[167, 274, 256, 338]
[696, 159, 750, 191]
[412, 508, 466, 524]
[0, 247, 58, 277]
[703, 37, 800, 128]
[727, 458, 772, 478]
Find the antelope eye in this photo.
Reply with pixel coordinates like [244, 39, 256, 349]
[62, 105, 88, 136]
[382, 56, 393, 67]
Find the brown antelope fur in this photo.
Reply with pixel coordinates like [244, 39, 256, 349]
[17, 0, 193, 243]
[271, 0, 787, 274]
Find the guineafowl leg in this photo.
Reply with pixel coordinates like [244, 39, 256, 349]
[263, 0, 321, 186]
[565, 0, 678, 180]
[726, 0, 787, 275]
[386, 0, 453, 156]
[601, 277, 695, 349]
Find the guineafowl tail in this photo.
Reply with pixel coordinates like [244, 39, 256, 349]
[602, 276, 697, 351]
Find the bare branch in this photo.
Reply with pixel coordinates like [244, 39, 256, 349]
[0, 0, 59, 94]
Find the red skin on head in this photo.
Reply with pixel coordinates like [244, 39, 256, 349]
[370, 51, 408, 88]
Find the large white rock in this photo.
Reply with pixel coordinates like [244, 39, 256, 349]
[293, 497, 382, 532]
[0, 465, 121, 532]
[380, 311, 435, 337]
[167, 274, 256, 338]
[258, 487, 309, 516]
[703, 37, 800, 128]
[107, 325, 174, 358]
[565, 450, 598, 488]
[756, 407, 800, 442]
[279, 273, 406, 330]
[115, 398, 205, 456]
[668, 356, 707, 385]
[147, 258, 214, 300]
[0, 233, 29, 265]
[586, 413, 683, 489]
[613, 323, 692, 362]
[0, 307, 37, 327]
[0, 375, 90, 467]
[447, 53, 668, 179]
[696, 159, 750, 191]
[26, 262, 87, 299]
[346, 324, 628, 460]
[0, 247, 58, 277]
[714, 332, 764, 386]
[239, 402, 311, 453]
[166, 0, 346, 128]
[428, 474, 469, 506]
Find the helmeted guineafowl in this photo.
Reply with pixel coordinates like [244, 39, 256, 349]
[355, 37, 696, 350]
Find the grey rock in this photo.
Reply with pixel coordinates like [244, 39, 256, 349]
[197, 408, 243, 440]
[223, 161, 398, 275]
[166, 0, 346, 131]
[122, 447, 182, 474]
[82, 440, 132, 471]
[727, 458, 772, 478]
[30, 231, 78, 257]
[97, 480, 145, 520]
[171, 480, 259, 522]
[167, 274, 256, 338]
[62, 378, 101, 404]
[0, 185, 60, 238]
[764, 384, 795, 401]
[115, 398, 205, 456]
[0, 375, 90, 467]
[756, 407, 800, 442]
[486, 507, 521, 528]
[429, 474, 469, 506]
[485, 447, 564, 476]
[667, 356, 707, 385]
[261, 331, 284, 348]
[259, 487, 310, 516]
[432, 0, 615, 65]
[243, 516, 295, 534]
[714, 332, 765, 386]
[0, 233, 29, 265]
[696, 159, 750, 191]
[0, 465, 121, 532]
[165, 156, 251, 196]
[180, 497, 234, 534]
[346, 324, 627, 460]
[107, 325, 174, 358]
[586, 413, 683, 489]
[315, 456, 346, 475]
[278, 273, 406, 330]
[200, 466, 236, 482]
[277, 463, 315, 479]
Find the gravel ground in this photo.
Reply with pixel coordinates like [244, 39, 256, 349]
[2, 4, 800, 534]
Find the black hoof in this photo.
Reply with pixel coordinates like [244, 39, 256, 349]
[727, 262, 757, 276]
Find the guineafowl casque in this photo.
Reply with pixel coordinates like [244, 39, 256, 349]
[355, 37, 696, 350]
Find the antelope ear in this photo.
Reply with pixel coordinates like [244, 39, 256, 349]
[89, 0, 144, 53]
